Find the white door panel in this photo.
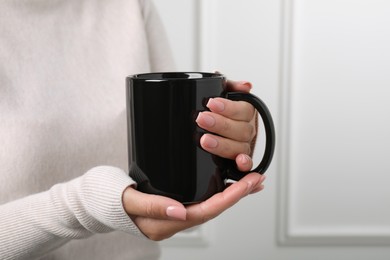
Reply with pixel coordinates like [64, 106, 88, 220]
[279, 0, 390, 247]
[154, 0, 390, 259]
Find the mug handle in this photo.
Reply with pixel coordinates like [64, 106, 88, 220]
[223, 92, 276, 181]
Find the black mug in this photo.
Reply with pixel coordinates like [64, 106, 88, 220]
[126, 72, 275, 204]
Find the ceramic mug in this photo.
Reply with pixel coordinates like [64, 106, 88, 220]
[126, 72, 275, 203]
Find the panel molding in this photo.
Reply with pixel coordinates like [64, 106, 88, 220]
[277, 0, 390, 246]
[197, 0, 219, 71]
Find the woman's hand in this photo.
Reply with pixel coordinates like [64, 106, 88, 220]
[123, 172, 265, 241]
[122, 78, 264, 241]
[196, 79, 257, 172]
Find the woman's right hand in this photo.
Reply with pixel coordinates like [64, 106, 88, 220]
[122, 172, 265, 241]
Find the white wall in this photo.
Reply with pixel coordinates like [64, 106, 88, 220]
[279, 0, 390, 246]
[154, 0, 390, 259]
[152, 0, 198, 71]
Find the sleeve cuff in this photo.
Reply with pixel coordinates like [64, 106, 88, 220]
[63, 166, 145, 237]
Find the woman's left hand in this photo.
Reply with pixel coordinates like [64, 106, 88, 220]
[196, 79, 257, 172]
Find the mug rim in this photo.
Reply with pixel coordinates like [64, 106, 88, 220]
[128, 72, 225, 81]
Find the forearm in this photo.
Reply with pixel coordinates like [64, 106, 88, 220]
[0, 192, 77, 259]
[0, 166, 142, 260]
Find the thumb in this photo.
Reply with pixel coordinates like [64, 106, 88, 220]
[122, 187, 187, 221]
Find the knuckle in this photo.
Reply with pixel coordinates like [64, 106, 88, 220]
[243, 143, 251, 155]
[221, 142, 235, 159]
[245, 104, 256, 121]
[144, 227, 173, 241]
[230, 107, 241, 119]
[144, 194, 165, 218]
[221, 119, 231, 132]
[198, 205, 213, 225]
[241, 124, 255, 142]
[145, 201, 154, 217]
[148, 233, 169, 241]
[215, 138, 251, 160]
[237, 102, 254, 121]
[134, 218, 176, 242]
[144, 197, 162, 218]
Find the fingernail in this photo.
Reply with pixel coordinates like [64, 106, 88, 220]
[207, 98, 225, 112]
[239, 81, 252, 89]
[238, 154, 251, 165]
[201, 135, 218, 148]
[166, 206, 187, 220]
[196, 112, 216, 127]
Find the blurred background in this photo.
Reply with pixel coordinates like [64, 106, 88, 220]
[154, 0, 390, 259]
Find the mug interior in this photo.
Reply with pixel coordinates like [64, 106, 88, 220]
[131, 72, 223, 81]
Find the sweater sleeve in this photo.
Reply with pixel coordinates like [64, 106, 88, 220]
[0, 166, 143, 260]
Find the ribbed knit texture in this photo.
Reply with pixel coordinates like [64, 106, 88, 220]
[0, 167, 141, 260]
[0, 0, 174, 259]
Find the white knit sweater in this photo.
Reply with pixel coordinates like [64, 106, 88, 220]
[0, 0, 174, 259]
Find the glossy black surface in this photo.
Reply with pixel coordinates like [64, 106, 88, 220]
[126, 72, 275, 203]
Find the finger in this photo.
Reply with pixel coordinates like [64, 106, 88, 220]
[225, 80, 253, 93]
[236, 154, 253, 172]
[132, 183, 252, 241]
[200, 133, 251, 160]
[206, 98, 255, 122]
[249, 174, 266, 194]
[122, 187, 187, 221]
[132, 216, 182, 241]
[249, 184, 265, 194]
[133, 173, 266, 240]
[196, 111, 255, 142]
[186, 172, 264, 224]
